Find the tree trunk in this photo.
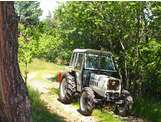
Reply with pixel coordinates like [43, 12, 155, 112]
[0, 2, 32, 122]
[120, 40, 129, 89]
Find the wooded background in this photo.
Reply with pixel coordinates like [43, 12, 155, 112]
[16, 1, 161, 98]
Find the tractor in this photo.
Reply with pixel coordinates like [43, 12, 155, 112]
[57, 49, 133, 116]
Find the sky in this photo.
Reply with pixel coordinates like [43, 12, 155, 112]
[39, 0, 61, 20]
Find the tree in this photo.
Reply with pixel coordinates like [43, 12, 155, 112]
[0, 2, 32, 122]
[14, 1, 42, 82]
[14, 1, 42, 27]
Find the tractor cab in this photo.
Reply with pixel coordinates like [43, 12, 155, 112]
[69, 49, 119, 91]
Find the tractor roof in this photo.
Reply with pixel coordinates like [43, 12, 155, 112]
[73, 49, 112, 55]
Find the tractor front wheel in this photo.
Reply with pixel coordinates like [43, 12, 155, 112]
[79, 87, 95, 116]
[115, 90, 133, 116]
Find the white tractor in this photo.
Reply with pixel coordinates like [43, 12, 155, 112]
[58, 49, 133, 116]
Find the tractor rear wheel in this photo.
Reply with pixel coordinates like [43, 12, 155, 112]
[59, 73, 76, 104]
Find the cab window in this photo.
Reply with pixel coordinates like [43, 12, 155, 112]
[69, 52, 77, 67]
[75, 53, 84, 70]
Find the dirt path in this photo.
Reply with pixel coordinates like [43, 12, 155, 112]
[28, 73, 97, 122]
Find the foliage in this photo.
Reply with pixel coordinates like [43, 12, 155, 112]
[18, 23, 39, 82]
[15, 1, 42, 65]
[140, 40, 161, 95]
[16, 1, 161, 96]
[14, 1, 42, 26]
[133, 96, 161, 122]
[51, 1, 161, 96]
[18, 24, 34, 64]
[15, 1, 42, 81]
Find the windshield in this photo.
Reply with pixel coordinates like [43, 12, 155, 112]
[85, 54, 116, 71]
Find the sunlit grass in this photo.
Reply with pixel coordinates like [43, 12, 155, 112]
[20, 58, 64, 76]
[70, 99, 121, 122]
[49, 87, 59, 95]
[93, 109, 122, 122]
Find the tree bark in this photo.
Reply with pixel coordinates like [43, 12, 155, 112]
[0, 2, 32, 122]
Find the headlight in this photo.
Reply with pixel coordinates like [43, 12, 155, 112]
[107, 79, 119, 90]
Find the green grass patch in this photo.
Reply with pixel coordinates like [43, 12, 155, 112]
[28, 87, 65, 122]
[21, 59, 64, 72]
[71, 97, 122, 122]
[20, 58, 65, 77]
[93, 109, 121, 122]
[133, 97, 161, 122]
[49, 87, 59, 95]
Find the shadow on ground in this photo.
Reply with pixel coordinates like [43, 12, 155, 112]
[28, 87, 65, 122]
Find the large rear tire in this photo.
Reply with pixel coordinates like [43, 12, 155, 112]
[79, 87, 95, 116]
[59, 73, 76, 104]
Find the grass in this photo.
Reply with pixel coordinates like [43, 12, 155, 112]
[28, 87, 65, 122]
[70, 97, 121, 122]
[19, 58, 64, 81]
[133, 96, 161, 122]
[93, 109, 121, 122]
[71, 101, 121, 122]
[20, 59, 64, 73]
[49, 87, 59, 95]
[20, 59, 65, 122]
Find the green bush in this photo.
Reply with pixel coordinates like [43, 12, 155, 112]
[133, 97, 161, 122]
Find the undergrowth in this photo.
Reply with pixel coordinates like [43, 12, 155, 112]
[133, 96, 161, 122]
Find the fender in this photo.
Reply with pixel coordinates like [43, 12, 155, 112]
[57, 72, 66, 82]
[57, 72, 62, 82]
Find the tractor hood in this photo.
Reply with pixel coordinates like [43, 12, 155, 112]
[89, 73, 121, 97]
[90, 73, 121, 86]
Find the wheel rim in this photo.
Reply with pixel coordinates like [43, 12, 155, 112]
[60, 78, 67, 98]
[80, 92, 88, 112]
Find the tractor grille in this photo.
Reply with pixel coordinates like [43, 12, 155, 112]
[107, 79, 119, 90]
